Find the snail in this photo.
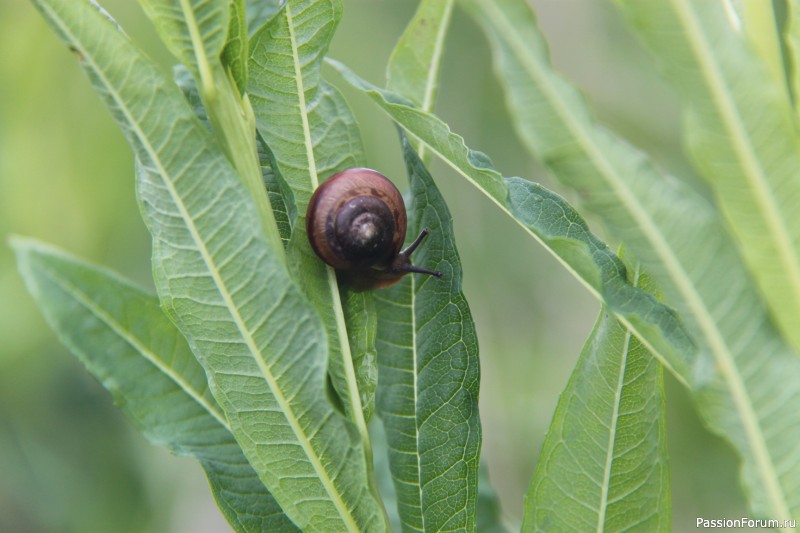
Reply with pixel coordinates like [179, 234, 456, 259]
[306, 168, 443, 290]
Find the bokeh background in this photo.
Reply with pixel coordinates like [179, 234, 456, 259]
[0, 0, 753, 531]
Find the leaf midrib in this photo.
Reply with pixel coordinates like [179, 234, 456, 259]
[597, 327, 630, 532]
[179, 0, 214, 91]
[411, 274, 425, 532]
[43, 3, 359, 529]
[36, 259, 228, 429]
[597, 267, 640, 531]
[286, 2, 320, 192]
[669, 0, 791, 517]
[480, 0, 789, 521]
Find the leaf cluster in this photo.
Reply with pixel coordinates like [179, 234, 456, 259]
[13, 0, 800, 531]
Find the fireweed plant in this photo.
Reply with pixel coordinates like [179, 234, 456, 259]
[14, 0, 800, 531]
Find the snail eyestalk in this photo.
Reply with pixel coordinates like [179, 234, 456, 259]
[401, 227, 430, 257]
[393, 228, 443, 278]
[398, 264, 444, 278]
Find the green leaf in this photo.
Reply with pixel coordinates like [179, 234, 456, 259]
[466, 0, 800, 522]
[174, 64, 209, 124]
[27, 1, 385, 530]
[257, 133, 293, 246]
[370, 419, 402, 533]
[249, 0, 364, 213]
[477, 464, 507, 533]
[247, 0, 284, 35]
[615, 0, 800, 363]
[222, 0, 248, 92]
[12, 238, 298, 533]
[387, 0, 455, 162]
[523, 262, 670, 532]
[341, 288, 378, 424]
[328, 59, 696, 383]
[138, 0, 228, 87]
[374, 415, 504, 533]
[741, 1, 789, 101]
[387, 0, 454, 108]
[786, 0, 800, 111]
[375, 134, 481, 532]
[142, 0, 284, 258]
[248, 0, 376, 436]
[172, 67, 290, 250]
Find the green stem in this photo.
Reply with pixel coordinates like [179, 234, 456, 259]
[203, 64, 286, 262]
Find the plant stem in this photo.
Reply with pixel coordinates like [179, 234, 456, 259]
[203, 64, 286, 262]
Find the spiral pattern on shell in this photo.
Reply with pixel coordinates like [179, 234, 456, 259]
[306, 168, 407, 271]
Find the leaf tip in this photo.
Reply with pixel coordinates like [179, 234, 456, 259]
[7, 234, 40, 266]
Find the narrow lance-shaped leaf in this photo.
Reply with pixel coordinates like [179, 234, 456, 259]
[616, 0, 800, 355]
[328, 59, 696, 384]
[342, 289, 378, 424]
[387, 12, 505, 529]
[387, 0, 455, 162]
[740, 0, 789, 101]
[785, 0, 800, 113]
[375, 134, 481, 532]
[222, 0, 248, 92]
[248, 0, 378, 431]
[27, 1, 386, 530]
[257, 133, 293, 246]
[465, 0, 800, 521]
[524, 260, 670, 532]
[12, 238, 298, 533]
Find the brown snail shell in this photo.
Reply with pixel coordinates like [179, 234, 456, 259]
[306, 168, 442, 290]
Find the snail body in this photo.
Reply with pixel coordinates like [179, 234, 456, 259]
[306, 168, 442, 290]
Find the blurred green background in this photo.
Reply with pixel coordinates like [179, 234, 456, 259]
[0, 0, 752, 531]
